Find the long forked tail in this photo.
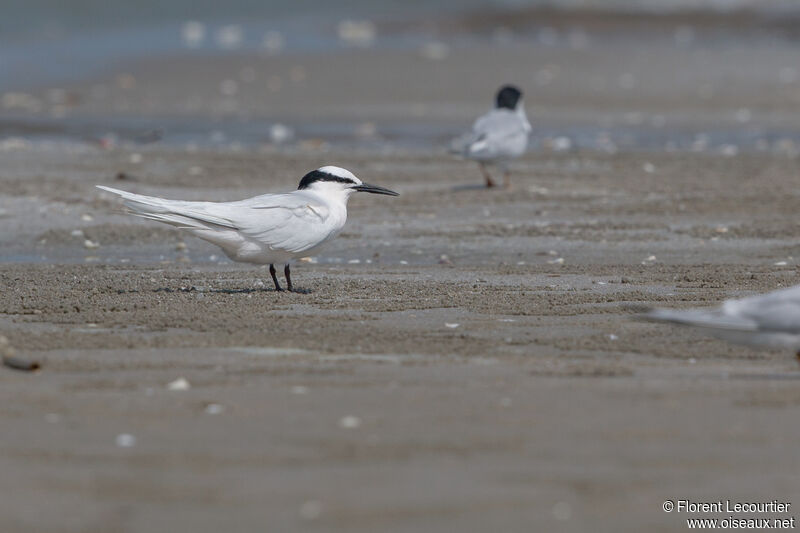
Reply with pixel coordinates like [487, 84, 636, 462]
[95, 185, 236, 230]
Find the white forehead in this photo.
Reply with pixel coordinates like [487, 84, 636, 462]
[318, 166, 359, 182]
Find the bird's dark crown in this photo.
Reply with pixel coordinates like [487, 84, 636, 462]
[297, 169, 357, 190]
[495, 85, 523, 110]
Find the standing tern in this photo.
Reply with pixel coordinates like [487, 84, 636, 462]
[450, 85, 531, 188]
[641, 283, 800, 357]
[97, 166, 398, 292]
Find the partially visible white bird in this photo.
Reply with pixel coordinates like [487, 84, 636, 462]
[450, 84, 531, 188]
[642, 283, 800, 356]
[97, 166, 398, 292]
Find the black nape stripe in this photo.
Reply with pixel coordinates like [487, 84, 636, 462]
[297, 170, 357, 190]
[496, 85, 522, 110]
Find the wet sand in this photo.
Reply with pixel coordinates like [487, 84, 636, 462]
[3, 146, 800, 532]
[4, 26, 800, 533]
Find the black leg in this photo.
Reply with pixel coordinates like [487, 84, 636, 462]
[479, 162, 496, 188]
[269, 264, 282, 291]
[284, 264, 293, 292]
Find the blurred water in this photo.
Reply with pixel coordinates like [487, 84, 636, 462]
[2, 0, 798, 91]
[3, 0, 800, 154]
[3, 0, 796, 42]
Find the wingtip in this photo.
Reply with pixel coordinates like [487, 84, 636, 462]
[96, 185, 125, 196]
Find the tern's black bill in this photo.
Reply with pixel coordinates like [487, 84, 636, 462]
[352, 183, 399, 196]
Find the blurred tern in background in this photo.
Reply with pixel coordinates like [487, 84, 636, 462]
[641, 283, 800, 357]
[450, 85, 531, 188]
[97, 166, 398, 292]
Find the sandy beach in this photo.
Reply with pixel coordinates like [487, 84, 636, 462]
[3, 4, 800, 531]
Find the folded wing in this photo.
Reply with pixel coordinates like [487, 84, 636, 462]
[96, 186, 331, 255]
[643, 283, 800, 334]
[451, 109, 530, 160]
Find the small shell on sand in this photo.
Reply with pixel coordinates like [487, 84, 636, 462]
[115, 433, 136, 448]
[167, 377, 191, 391]
[339, 415, 361, 429]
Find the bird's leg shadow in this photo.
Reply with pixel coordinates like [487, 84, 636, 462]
[283, 264, 312, 293]
[502, 169, 512, 189]
[288, 286, 312, 294]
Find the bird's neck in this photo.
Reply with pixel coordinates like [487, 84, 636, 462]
[306, 189, 350, 224]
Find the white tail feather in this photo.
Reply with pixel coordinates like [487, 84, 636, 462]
[96, 185, 236, 229]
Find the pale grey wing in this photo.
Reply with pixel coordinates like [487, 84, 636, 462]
[644, 283, 800, 334]
[97, 185, 334, 257]
[728, 284, 800, 333]
[228, 195, 334, 254]
[643, 307, 759, 331]
[453, 109, 529, 160]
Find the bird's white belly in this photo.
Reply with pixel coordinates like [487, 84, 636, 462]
[225, 242, 296, 265]
[202, 222, 343, 266]
[469, 132, 528, 163]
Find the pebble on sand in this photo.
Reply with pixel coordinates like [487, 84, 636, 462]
[115, 433, 136, 448]
[181, 21, 205, 48]
[337, 20, 376, 47]
[204, 403, 224, 415]
[269, 123, 294, 144]
[339, 415, 362, 429]
[167, 377, 191, 391]
[549, 137, 572, 152]
[419, 42, 449, 61]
